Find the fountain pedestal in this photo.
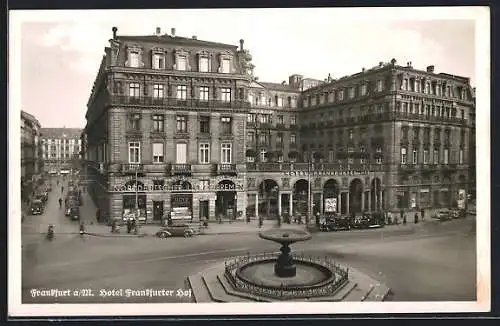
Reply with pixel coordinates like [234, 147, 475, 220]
[259, 229, 312, 278]
[275, 241, 295, 277]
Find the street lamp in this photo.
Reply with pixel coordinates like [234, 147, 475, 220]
[307, 152, 314, 226]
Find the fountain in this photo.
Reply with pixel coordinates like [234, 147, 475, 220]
[186, 227, 390, 302]
[259, 228, 311, 277]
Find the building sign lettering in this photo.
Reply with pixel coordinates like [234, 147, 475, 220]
[283, 170, 368, 177]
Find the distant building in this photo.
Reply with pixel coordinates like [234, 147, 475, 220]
[84, 27, 475, 223]
[40, 128, 82, 173]
[21, 110, 42, 199]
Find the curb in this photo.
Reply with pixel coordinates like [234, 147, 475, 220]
[85, 232, 147, 238]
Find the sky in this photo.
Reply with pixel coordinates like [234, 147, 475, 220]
[13, 8, 481, 129]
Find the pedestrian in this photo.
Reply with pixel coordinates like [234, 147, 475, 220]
[79, 222, 85, 235]
[400, 209, 404, 222]
[414, 213, 419, 224]
[258, 216, 263, 228]
[126, 219, 132, 234]
[403, 214, 407, 225]
[58, 198, 62, 208]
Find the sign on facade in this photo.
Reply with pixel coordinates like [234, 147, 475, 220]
[324, 198, 337, 213]
[457, 189, 466, 209]
[283, 170, 367, 177]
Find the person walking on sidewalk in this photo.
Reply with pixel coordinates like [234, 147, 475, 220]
[58, 198, 62, 208]
[414, 212, 419, 224]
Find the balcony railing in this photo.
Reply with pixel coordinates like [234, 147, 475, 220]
[299, 112, 468, 129]
[110, 95, 250, 110]
[126, 129, 143, 138]
[121, 163, 144, 173]
[246, 162, 383, 173]
[170, 164, 192, 174]
[216, 164, 237, 175]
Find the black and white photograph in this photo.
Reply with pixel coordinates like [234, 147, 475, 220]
[9, 6, 490, 317]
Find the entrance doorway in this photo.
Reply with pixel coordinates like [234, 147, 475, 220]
[349, 178, 363, 214]
[153, 201, 164, 221]
[216, 180, 237, 220]
[199, 200, 209, 220]
[258, 179, 279, 219]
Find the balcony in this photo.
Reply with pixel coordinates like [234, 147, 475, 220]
[246, 162, 382, 173]
[399, 164, 416, 172]
[216, 164, 237, 175]
[109, 95, 250, 110]
[121, 163, 144, 174]
[276, 123, 286, 130]
[170, 164, 192, 175]
[126, 129, 143, 138]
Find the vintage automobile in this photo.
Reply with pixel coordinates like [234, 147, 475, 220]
[320, 215, 351, 231]
[433, 210, 453, 221]
[65, 198, 79, 216]
[451, 209, 467, 219]
[30, 199, 44, 215]
[351, 213, 385, 229]
[68, 206, 80, 220]
[156, 224, 195, 238]
[34, 194, 47, 205]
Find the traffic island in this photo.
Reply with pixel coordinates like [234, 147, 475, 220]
[186, 228, 390, 302]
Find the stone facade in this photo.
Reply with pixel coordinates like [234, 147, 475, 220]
[21, 110, 42, 199]
[84, 29, 475, 223]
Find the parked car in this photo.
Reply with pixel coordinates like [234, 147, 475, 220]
[320, 215, 351, 231]
[68, 206, 80, 220]
[451, 209, 467, 219]
[30, 199, 44, 215]
[351, 213, 384, 229]
[156, 224, 195, 238]
[433, 210, 453, 221]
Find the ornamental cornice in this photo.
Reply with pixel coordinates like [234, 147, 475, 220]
[151, 47, 166, 53]
[127, 44, 143, 53]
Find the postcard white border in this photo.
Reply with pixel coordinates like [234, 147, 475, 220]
[8, 6, 491, 317]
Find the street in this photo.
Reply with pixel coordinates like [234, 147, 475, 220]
[21, 178, 477, 303]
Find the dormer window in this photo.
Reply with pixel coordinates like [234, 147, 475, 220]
[130, 51, 140, 68]
[152, 53, 164, 69]
[151, 48, 165, 70]
[361, 84, 367, 96]
[177, 56, 187, 71]
[222, 58, 231, 73]
[219, 52, 233, 74]
[338, 89, 344, 101]
[198, 51, 210, 72]
[199, 56, 209, 72]
[174, 49, 191, 71]
[348, 87, 355, 99]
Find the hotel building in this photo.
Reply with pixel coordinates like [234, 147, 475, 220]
[84, 27, 475, 223]
[40, 128, 83, 173]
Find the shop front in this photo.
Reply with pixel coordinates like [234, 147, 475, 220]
[122, 180, 147, 221]
[216, 180, 238, 220]
[170, 180, 193, 222]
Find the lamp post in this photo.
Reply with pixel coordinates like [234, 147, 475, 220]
[307, 156, 312, 226]
[135, 167, 139, 223]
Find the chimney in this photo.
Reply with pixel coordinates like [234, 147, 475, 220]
[171, 28, 176, 37]
[239, 39, 244, 51]
[426, 65, 435, 73]
[112, 26, 117, 39]
[192, 35, 197, 40]
[379, 61, 384, 67]
[155, 27, 161, 36]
